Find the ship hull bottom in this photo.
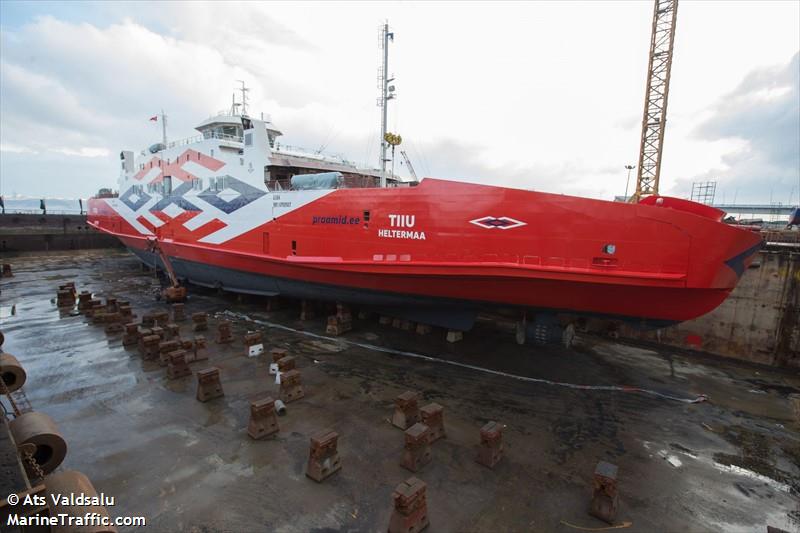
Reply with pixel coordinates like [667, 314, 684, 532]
[125, 246, 680, 332]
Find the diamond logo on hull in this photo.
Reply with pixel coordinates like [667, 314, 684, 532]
[470, 216, 527, 230]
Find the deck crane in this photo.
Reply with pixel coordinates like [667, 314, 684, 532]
[400, 150, 418, 181]
[630, 0, 679, 203]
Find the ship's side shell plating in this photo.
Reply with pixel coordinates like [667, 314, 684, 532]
[89, 173, 762, 324]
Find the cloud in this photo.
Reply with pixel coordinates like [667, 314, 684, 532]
[669, 52, 800, 204]
[51, 147, 110, 158]
[0, 143, 37, 154]
[0, 2, 798, 205]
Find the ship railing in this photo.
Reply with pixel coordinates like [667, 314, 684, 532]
[0, 209, 86, 215]
[166, 132, 243, 149]
[272, 144, 355, 166]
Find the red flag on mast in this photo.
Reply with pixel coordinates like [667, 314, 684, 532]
[149, 115, 158, 122]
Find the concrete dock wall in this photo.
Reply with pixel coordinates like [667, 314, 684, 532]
[622, 248, 800, 368]
[0, 213, 121, 252]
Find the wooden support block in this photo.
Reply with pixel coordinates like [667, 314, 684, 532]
[216, 320, 233, 344]
[172, 303, 185, 322]
[476, 421, 504, 468]
[420, 403, 446, 443]
[392, 391, 420, 430]
[388, 477, 430, 533]
[305, 429, 341, 482]
[166, 350, 191, 379]
[196, 367, 224, 402]
[446, 330, 463, 343]
[401, 423, 432, 473]
[415, 324, 432, 335]
[280, 369, 305, 403]
[248, 397, 279, 440]
[277, 356, 296, 372]
[191, 312, 208, 331]
[271, 348, 288, 363]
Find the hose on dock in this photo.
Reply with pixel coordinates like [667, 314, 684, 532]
[223, 311, 708, 405]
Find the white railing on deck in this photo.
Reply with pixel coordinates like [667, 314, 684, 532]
[166, 132, 243, 149]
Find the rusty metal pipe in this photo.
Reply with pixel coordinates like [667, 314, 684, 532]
[45, 470, 117, 533]
[0, 352, 27, 393]
[9, 411, 67, 475]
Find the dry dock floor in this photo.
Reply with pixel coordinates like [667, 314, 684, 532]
[1, 249, 798, 532]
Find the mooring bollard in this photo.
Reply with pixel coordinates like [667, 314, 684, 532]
[401, 423, 432, 473]
[589, 461, 619, 524]
[388, 477, 430, 533]
[247, 397, 279, 440]
[476, 421, 504, 468]
[420, 403, 446, 443]
[392, 391, 420, 430]
[305, 429, 341, 482]
[196, 367, 224, 402]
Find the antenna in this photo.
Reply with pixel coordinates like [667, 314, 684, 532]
[237, 80, 250, 116]
[160, 109, 168, 146]
[230, 93, 241, 116]
[377, 21, 395, 187]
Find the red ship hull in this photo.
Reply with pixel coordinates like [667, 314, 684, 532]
[88, 178, 762, 327]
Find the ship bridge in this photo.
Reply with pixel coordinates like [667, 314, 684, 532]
[195, 112, 283, 149]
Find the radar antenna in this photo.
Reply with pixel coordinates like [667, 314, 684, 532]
[237, 80, 250, 116]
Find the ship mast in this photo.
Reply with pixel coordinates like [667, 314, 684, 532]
[160, 109, 168, 147]
[377, 21, 395, 187]
[237, 80, 250, 116]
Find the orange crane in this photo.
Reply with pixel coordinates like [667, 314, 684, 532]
[146, 238, 187, 303]
[631, 0, 679, 203]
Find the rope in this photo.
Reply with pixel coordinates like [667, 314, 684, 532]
[559, 520, 633, 530]
[221, 311, 708, 404]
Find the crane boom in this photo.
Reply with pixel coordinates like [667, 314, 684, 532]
[400, 150, 418, 181]
[631, 0, 679, 203]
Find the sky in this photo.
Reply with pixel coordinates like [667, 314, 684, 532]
[0, 0, 798, 205]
